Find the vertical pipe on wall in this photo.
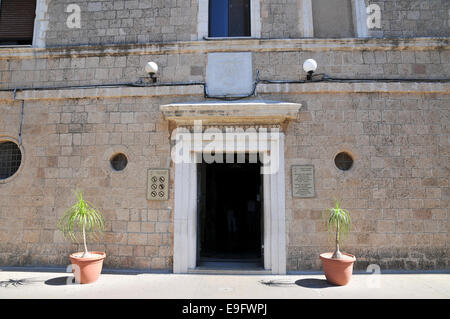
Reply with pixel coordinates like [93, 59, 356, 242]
[13, 89, 25, 146]
[18, 100, 24, 146]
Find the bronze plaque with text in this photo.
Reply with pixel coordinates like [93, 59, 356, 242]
[292, 165, 315, 198]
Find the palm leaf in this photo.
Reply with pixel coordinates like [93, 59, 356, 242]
[324, 199, 352, 246]
[57, 190, 105, 252]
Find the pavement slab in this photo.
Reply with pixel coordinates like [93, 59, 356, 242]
[0, 269, 449, 299]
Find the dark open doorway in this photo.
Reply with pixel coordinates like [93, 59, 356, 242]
[197, 153, 263, 268]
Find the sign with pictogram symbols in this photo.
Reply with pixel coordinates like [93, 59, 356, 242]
[147, 169, 169, 201]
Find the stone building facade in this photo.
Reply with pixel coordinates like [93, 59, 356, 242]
[0, 0, 449, 273]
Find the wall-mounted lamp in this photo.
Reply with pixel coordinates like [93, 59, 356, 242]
[145, 62, 158, 83]
[303, 59, 317, 81]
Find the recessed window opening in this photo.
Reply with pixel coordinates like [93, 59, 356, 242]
[0, 0, 37, 45]
[312, 0, 354, 38]
[209, 0, 250, 37]
[110, 153, 128, 171]
[334, 152, 353, 171]
[0, 141, 22, 180]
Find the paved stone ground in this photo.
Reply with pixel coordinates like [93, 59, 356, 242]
[0, 268, 449, 299]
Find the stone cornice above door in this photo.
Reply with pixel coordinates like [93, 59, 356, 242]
[160, 100, 302, 132]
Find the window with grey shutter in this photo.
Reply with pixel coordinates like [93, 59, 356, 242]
[312, 0, 354, 38]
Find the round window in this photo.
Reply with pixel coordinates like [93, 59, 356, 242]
[334, 152, 353, 171]
[0, 141, 22, 180]
[110, 153, 128, 171]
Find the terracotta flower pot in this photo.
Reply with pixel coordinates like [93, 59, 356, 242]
[69, 251, 106, 284]
[320, 252, 356, 286]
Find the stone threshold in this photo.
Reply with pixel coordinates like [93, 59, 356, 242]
[188, 268, 272, 275]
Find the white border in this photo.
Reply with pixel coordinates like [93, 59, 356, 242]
[172, 131, 286, 274]
[197, 0, 261, 40]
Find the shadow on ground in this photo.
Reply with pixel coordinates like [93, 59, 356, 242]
[44, 276, 75, 286]
[259, 279, 297, 287]
[0, 278, 42, 287]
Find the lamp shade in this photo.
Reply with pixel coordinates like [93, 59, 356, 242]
[145, 62, 158, 74]
[303, 59, 317, 73]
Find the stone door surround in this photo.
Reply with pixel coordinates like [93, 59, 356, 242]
[161, 100, 301, 274]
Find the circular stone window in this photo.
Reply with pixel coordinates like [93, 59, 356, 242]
[334, 152, 353, 171]
[110, 153, 128, 171]
[0, 141, 22, 180]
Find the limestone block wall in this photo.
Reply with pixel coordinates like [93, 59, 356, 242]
[280, 92, 449, 270]
[45, 0, 199, 46]
[253, 47, 449, 82]
[365, 0, 450, 38]
[1, 39, 448, 90]
[260, 0, 301, 38]
[0, 94, 199, 269]
[259, 0, 450, 38]
[0, 50, 206, 90]
[0, 88, 448, 270]
[36, 0, 450, 47]
[0, 37, 448, 271]
[45, 0, 304, 45]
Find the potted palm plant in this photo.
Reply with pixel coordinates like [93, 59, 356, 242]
[320, 199, 355, 286]
[58, 190, 106, 284]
